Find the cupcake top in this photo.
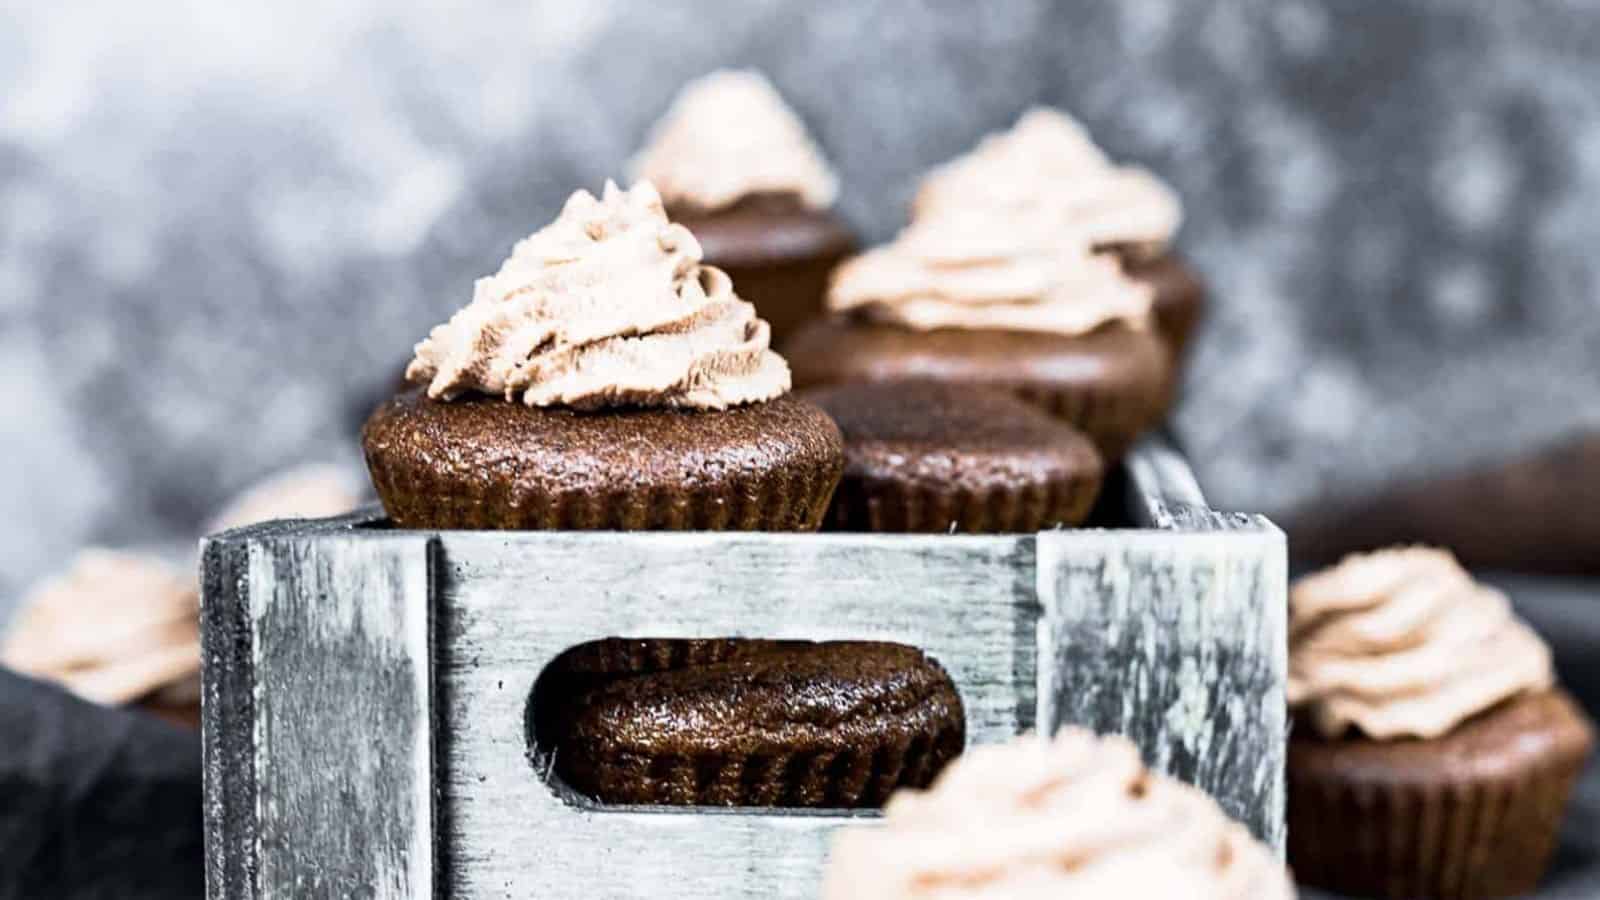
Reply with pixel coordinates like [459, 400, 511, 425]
[1288, 546, 1555, 740]
[822, 729, 1294, 899]
[826, 211, 1152, 335]
[629, 70, 839, 214]
[1, 549, 200, 707]
[826, 107, 1183, 337]
[912, 107, 1182, 253]
[406, 180, 790, 411]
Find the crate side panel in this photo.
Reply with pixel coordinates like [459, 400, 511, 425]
[248, 534, 435, 899]
[434, 532, 1037, 899]
[1036, 528, 1288, 850]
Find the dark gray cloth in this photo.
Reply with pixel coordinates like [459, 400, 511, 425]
[0, 671, 202, 900]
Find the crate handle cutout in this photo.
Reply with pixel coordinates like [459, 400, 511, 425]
[526, 638, 966, 815]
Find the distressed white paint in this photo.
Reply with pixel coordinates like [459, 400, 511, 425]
[244, 533, 435, 899]
[1035, 526, 1288, 850]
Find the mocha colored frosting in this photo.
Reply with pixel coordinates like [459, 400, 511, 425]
[1289, 547, 1555, 741]
[629, 70, 839, 213]
[912, 107, 1182, 253]
[3, 471, 363, 711]
[828, 108, 1176, 336]
[206, 463, 361, 533]
[827, 212, 1153, 335]
[822, 729, 1294, 899]
[407, 180, 790, 411]
[1, 549, 200, 707]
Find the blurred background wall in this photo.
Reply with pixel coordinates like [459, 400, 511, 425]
[3, 0, 1599, 617]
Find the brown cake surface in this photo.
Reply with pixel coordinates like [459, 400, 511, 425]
[1288, 690, 1595, 900]
[541, 641, 965, 808]
[802, 381, 1103, 532]
[674, 195, 856, 345]
[783, 317, 1170, 460]
[1118, 250, 1205, 363]
[546, 638, 795, 678]
[363, 389, 844, 530]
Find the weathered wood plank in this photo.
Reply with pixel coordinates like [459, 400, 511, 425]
[1035, 525, 1288, 849]
[247, 533, 436, 899]
[435, 532, 1037, 900]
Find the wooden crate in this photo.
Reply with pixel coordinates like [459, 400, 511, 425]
[200, 437, 1286, 899]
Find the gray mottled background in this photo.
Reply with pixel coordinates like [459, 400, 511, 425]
[4, 0, 1600, 617]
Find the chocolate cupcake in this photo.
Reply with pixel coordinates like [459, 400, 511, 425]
[363, 181, 844, 530]
[822, 729, 1294, 899]
[784, 110, 1180, 460]
[787, 319, 1167, 463]
[631, 70, 855, 344]
[540, 642, 964, 808]
[1286, 547, 1595, 899]
[802, 381, 1103, 532]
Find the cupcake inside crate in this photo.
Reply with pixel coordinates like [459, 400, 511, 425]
[200, 436, 1285, 899]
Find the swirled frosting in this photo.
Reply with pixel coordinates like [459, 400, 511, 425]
[827, 212, 1153, 335]
[1288, 547, 1555, 740]
[629, 70, 839, 213]
[912, 107, 1182, 252]
[822, 730, 1293, 900]
[1, 549, 200, 706]
[406, 180, 790, 410]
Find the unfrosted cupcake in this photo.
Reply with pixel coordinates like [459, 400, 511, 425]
[630, 70, 855, 344]
[785, 126, 1174, 459]
[802, 381, 1104, 533]
[822, 728, 1294, 899]
[1, 550, 202, 728]
[1287, 547, 1594, 899]
[540, 641, 963, 809]
[364, 180, 843, 530]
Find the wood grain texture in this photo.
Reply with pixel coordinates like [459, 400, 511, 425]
[1036, 526, 1288, 850]
[435, 531, 1036, 899]
[241, 530, 436, 899]
[1088, 437, 1287, 844]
